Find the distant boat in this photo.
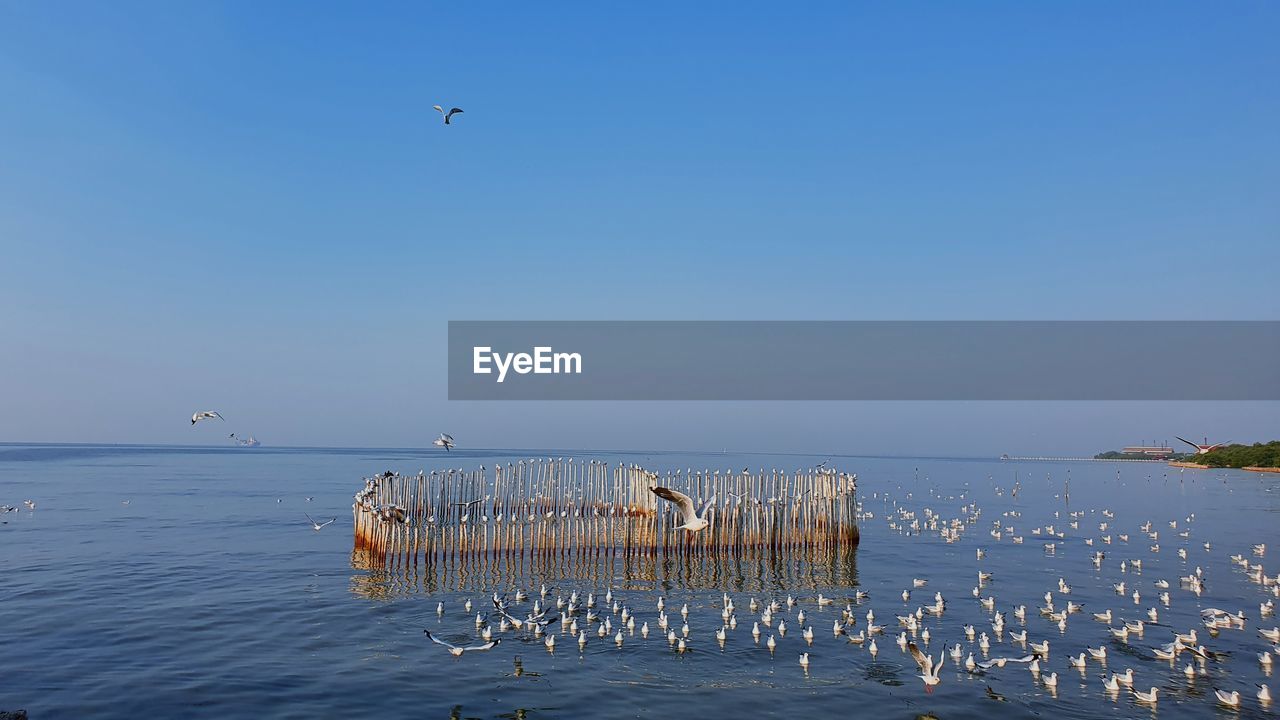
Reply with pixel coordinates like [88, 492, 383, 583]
[230, 434, 261, 448]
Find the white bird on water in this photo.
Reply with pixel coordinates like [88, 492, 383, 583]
[433, 105, 465, 124]
[304, 513, 336, 531]
[423, 630, 499, 656]
[433, 433, 455, 451]
[650, 487, 713, 532]
[191, 410, 224, 425]
[1214, 689, 1241, 707]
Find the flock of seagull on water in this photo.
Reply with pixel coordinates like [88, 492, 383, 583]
[0, 499, 36, 522]
[413, 476, 1277, 712]
[14, 411, 1275, 711]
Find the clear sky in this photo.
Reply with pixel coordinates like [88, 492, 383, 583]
[1, 2, 1276, 455]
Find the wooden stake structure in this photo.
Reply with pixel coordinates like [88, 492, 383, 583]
[353, 460, 859, 574]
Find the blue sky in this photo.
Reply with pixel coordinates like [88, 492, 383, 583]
[1, 2, 1276, 454]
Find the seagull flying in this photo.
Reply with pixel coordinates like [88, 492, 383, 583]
[304, 513, 336, 531]
[433, 433, 455, 451]
[913, 650, 944, 687]
[433, 105, 464, 124]
[191, 411, 225, 425]
[650, 486, 713, 532]
[977, 655, 1037, 670]
[424, 629, 499, 656]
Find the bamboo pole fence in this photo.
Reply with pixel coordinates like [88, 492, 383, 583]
[352, 460, 858, 573]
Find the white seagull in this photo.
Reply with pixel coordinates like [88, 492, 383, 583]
[918, 653, 944, 686]
[433, 433, 455, 451]
[191, 411, 224, 425]
[650, 487, 712, 532]
[423, 630, 499, 656]
[304, 513, 336, 531]
[433, 105, 465, 124]
[1213, 689, 1241, 707]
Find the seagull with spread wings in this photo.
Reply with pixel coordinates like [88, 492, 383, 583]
[305, 513, 336, 531]
[433, 105, 464, 124]
[908, 642, 944, 687]
[650, 487, 713, 532]
[191, 411, 224, 425]
[976, 654, 1037, 670]
[424, 630, 500, 656]
[433, 433, 455, 451]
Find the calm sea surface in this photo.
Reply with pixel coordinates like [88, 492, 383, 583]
[1, 444, 1277, 719]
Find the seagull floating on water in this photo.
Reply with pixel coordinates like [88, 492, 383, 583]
[1214, 689, 1241, 707]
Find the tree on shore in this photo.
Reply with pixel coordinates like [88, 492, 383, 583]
[1192, 441, 1280, 468]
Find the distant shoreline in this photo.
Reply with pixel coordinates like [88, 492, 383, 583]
[1002, 456, 1163, 462]
[1168, 460, 1280, 473]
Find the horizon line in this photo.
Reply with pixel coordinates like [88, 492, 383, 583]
[0, 439, 1018, 463]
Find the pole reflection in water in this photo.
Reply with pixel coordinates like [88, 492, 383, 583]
[350, 542, 859, 599]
